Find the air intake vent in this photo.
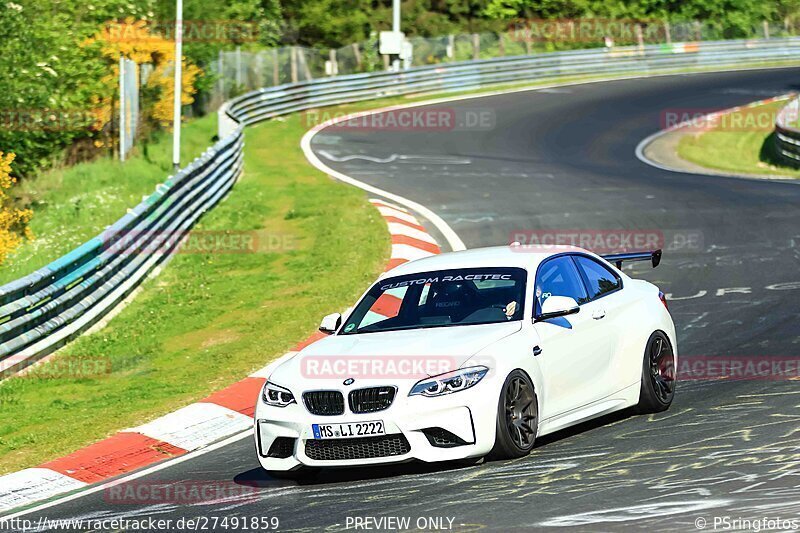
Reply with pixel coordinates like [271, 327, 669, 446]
[305, 434, 410, 461]
[303, 390, 345, 416]
[348, 386, 396, 413]
[267, 437, 295, 458]
[421, 427, 469, 448]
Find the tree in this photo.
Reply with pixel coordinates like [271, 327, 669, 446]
[0, 152, 33, 265]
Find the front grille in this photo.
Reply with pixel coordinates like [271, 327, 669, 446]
[305, 434, 411, 461]
[421, 427, 469, 448]
[348, 386, 396, 413]
[267, 437, 295, 458]
[303, 390, 345, 416]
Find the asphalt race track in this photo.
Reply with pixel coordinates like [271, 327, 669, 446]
[12, 68, 800, 531]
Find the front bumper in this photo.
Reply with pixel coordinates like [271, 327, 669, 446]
[254, 389, 495, 471]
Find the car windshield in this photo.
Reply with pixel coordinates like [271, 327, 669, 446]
[340, 267, 527, 335]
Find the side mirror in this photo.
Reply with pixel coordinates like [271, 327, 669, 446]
[535, 296, 580, 323]
[319, 313, 342, 334]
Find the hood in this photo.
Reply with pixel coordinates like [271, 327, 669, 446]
[269, 321, 521, 387]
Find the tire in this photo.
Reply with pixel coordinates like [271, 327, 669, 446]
[487, 370, 538, 460]
[636, 331, 676, 414]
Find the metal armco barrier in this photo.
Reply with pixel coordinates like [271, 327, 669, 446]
[222, 37, 800, 137]
[0, 131, 244, 376]
[2, 37, 799, 377]
[774, 96, 800, 165]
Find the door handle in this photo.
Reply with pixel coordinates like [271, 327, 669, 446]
[592, 309, 606, 320]
[533, 345, 543, 356]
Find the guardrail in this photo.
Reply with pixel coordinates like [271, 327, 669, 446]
[2, 36, 800, 377]
[774, 96, 800, 165]
[223, 37, 800, 135]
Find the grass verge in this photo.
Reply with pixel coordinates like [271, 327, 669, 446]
[676, 99, 800, 178]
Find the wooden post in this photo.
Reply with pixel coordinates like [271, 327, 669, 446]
[498, 32, 505, 57]
[636, 24, 644, 51]
[664, 21, 671, 44]
[763, 20, 770, 39]
[447, 34, 454, 59]
[290, 46, 298, 83]
[472, 33, 480, 60]
[382, 54, 390, 70]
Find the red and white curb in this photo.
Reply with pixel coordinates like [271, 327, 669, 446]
[0, 198, 440, 514]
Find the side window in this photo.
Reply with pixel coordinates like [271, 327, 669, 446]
[573, 256, 622, 300]
[535, 256, 589, 313]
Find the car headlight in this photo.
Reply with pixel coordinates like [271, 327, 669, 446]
[262, 381, 295, 407]
[409, 366, 489, 397]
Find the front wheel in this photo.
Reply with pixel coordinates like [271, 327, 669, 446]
[636, 331, 676, 413]
[487, 370, 538, 460]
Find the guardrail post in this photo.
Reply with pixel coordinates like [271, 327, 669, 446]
[498, 32, 505, 57]
[763, 21, 770, 39]
[472, 33, 480, 60]
[447, 34, 454, 59]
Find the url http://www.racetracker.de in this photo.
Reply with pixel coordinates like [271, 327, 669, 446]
[0, 515, 281, 531]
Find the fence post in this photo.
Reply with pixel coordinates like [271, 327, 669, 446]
[297, 48, 312, 80]
[352, 43, 362, 70]
[217, 49, 224, 99]
[763, 20, 770, 39]
[272, 48, 279, 86]
[525, 27, 532, 54]
[235, 46, 242, 88]
[119, 55, 126, 162]
[329, 48, 338, 76]
[498, 32, 505, 57]
[255, 51, 263, 88]
[290, 46, 298, 83]
[664, 21, 672, 44]
[472, 33, 480, 60]
[447, 34, 454, 59]
[636, 24, 644, 51]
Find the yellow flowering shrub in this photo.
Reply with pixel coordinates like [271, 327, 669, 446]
[0, 152, 33, 265]
[85, 19, 202, 129]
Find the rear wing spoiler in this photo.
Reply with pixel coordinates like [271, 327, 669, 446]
[601, 249, 662, 270]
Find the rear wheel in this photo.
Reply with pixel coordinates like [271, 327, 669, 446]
[636, 331, 676, 413]
[488, 370, 538, 460]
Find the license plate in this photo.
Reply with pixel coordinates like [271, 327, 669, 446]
[312, 420, 385, 439]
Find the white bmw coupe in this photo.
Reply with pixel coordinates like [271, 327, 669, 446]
[254, 245, 676, 475]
